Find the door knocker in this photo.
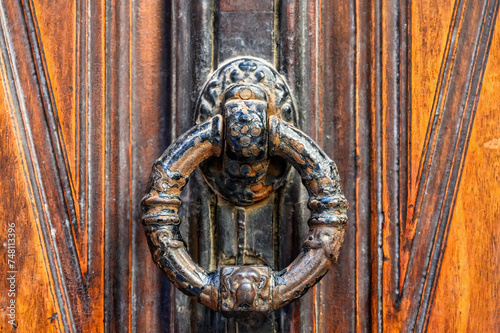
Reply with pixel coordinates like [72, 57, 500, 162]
[141, 57, 348, 315]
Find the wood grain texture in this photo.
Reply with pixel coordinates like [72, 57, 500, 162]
[0, 0, 168, 331]
[426, 16, 500, 332]
[374, 0, 500, 331]
[0, 1, 98, 330]
[0, 0, 499, 331]
[278, 1, 358, 332]
[0, 55, 62, 332]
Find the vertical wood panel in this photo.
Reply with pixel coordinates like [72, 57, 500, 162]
[0, 36, 65, 333]
[167, 1, 218, 332]
[0, 1, 98, 330]
[83, 0, 106, 331]
[279, 0, 359, 331]
[426, 9, 500, 332]
[104, 0, 133, 330]
[375, 0, 500, 331]
[279, 2, 316, 331]
[355, 0, 376, 332]
[132, 0, 171, 331]
[1, 0, 500, 331]
[317, 0, 357, 331]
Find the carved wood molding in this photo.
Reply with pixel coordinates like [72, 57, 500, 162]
[372, 0, 499, 331]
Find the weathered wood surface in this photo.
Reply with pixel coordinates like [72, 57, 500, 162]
[0, 0, 498, 332]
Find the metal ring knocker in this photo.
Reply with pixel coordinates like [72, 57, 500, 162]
[141, 58, 348, 315]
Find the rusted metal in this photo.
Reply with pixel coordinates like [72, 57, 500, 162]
[268, 115, 348, 309]
[220, 266, 271, 313]
[142, 115, 223, 310]
[141, 57, 348, 316]
[195, 58, 298, 206]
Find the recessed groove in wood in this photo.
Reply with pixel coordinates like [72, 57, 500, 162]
[1, 0, 499, 331]
[0, 3, 76, 330]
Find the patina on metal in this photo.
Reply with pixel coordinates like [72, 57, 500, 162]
[141, 57, 348, 316]
[195, 58, 298, 206]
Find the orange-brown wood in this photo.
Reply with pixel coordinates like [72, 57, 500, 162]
[0, 0, 168, 331]
[0, 70, 63, 332]
[426, 20, 500, 332]
[0, 0, 499, 331]
[375, 0, 500, 331]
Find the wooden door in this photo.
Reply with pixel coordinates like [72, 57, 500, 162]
[0, 0, 499, 332]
